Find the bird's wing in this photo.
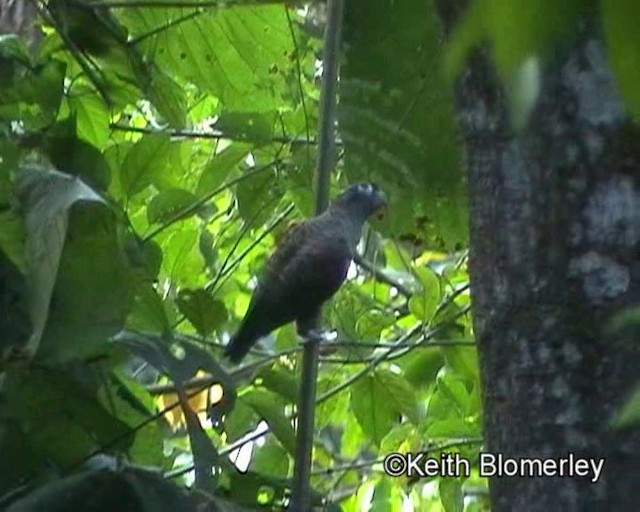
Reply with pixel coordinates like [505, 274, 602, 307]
[272, 217, 352, 303]
[265, 220, 309, 282]
[246, 216, 351, 320]
[236, 220, 313, 328]
[227, 216, 352, 362]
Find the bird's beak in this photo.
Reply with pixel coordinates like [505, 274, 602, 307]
[372, 191, 388, 219]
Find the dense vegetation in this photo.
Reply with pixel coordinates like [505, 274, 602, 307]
[0, 0, 638, 510]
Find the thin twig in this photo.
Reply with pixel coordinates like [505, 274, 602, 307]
[81, 0, 292, 8]
[317, 437, 484, 478]
[354, 254, 412, 298]
[285, 8, 312, 165]
[143, 159, 280, 241]
[110, 122, 318, 145]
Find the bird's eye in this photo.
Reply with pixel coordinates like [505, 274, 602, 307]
[358, 183, 373, 194]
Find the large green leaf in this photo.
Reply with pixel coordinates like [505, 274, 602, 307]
[251, 440, 290, 478]
[439, 478, 464, 512]
[175, 288, 228, 337]
[235, 168, 283, 227]
[408, 267, 441, 323]
[66, 83, 110, 148]
[241, 389, 296, 455]
[16, 166, 133, 360]
[147, 188, 199, 225]
[99, 373, 166, 467]
[0, 57, 66, 129]
[1, 367, 133, 469]
[350, 369, 420, 446]
[341, 0, 466, 247]
[196, 142, 251, 196]
[119, 134, 174, 198]
[131, 6, 292, 111]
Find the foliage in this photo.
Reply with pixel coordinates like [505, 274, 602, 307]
[0, 1, 481, 510]
[0, 1, 479, 509]
[445, 0, 640, 126]
[1, 0, 637, 510]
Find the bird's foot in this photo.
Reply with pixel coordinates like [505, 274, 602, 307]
[302, 329, 326, 344]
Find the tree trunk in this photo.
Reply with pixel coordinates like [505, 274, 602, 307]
[436, 8, 640, 511]
[0, 0, 41, 48]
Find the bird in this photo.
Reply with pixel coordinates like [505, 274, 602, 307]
[225, 182, 388, 363]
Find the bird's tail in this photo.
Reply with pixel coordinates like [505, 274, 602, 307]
[224, 328, 257, 364]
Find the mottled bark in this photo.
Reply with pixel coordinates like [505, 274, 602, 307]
[435, 8, 640, 511]
[0, 0, 41, 48]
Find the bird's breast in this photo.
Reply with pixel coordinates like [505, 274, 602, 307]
[317, 253, 351, 294]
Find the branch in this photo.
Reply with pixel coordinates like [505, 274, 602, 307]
[110, 122, 317, 146]
[79, 0, 293, 8]
[316, 437, 484, 478]
[143, 159, 281, 242]
[354, 254, 412, 298]
[292, 0, 344, 508]
[316, 304, 472, 404]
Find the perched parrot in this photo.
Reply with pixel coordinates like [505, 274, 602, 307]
[225, 183, 387, 363]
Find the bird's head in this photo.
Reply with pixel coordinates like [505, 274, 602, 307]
[332, 182, 388, 221]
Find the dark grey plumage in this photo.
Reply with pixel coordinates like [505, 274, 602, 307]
[225, 183, 387, 363]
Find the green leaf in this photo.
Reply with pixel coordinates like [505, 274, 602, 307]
[400, 348, 445, 389]
[159, 227, 204, 288]
[611, 385, 640, 429]
[603, 0, 640, 119]
[147, 188, 199, 225]
[176, 288, 227, 337]
[316, 373, 349, 429]
[16, 166, 132, 359]
[235, 169, 281, 227]
[148, 67, 187, 127]
[437, 373, 471, 415]
[329, 288, 370, 341]
[100, 373, 165, 467]
[30, 59, 67, 127]
[380, 423, 419, 455]
[350, 370, 420, 446]
[119, 134, 173, 197]
[225, 399, 259, 443]
[425, 372, 482, 439]
[41, 201, 134, 361]
[257, 366, 299, 403]
[443, 345, 480, 382]
[426, 418, 480, 439]
[241, 389, 296, 455]
[252, 441, 290, 478]
[355, 309, 395, 339]
[196, 143, 251, 196]
[383, 240, 413, 273]
[2, 367, 132, 469]
[408, 267, 440, 322]
[213, 112, 277, 142]
[127, 284, 171, 336]
[147, 6, 292, 111]
[45, 134, 111, 190]
[0, 57, 66, 128]
[0, 34, 32, 70]
[340, 0, 466, 245]
[370, 478, 393, 511]
[439, 478, 464, 512]
[67, 84, 110, 148]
